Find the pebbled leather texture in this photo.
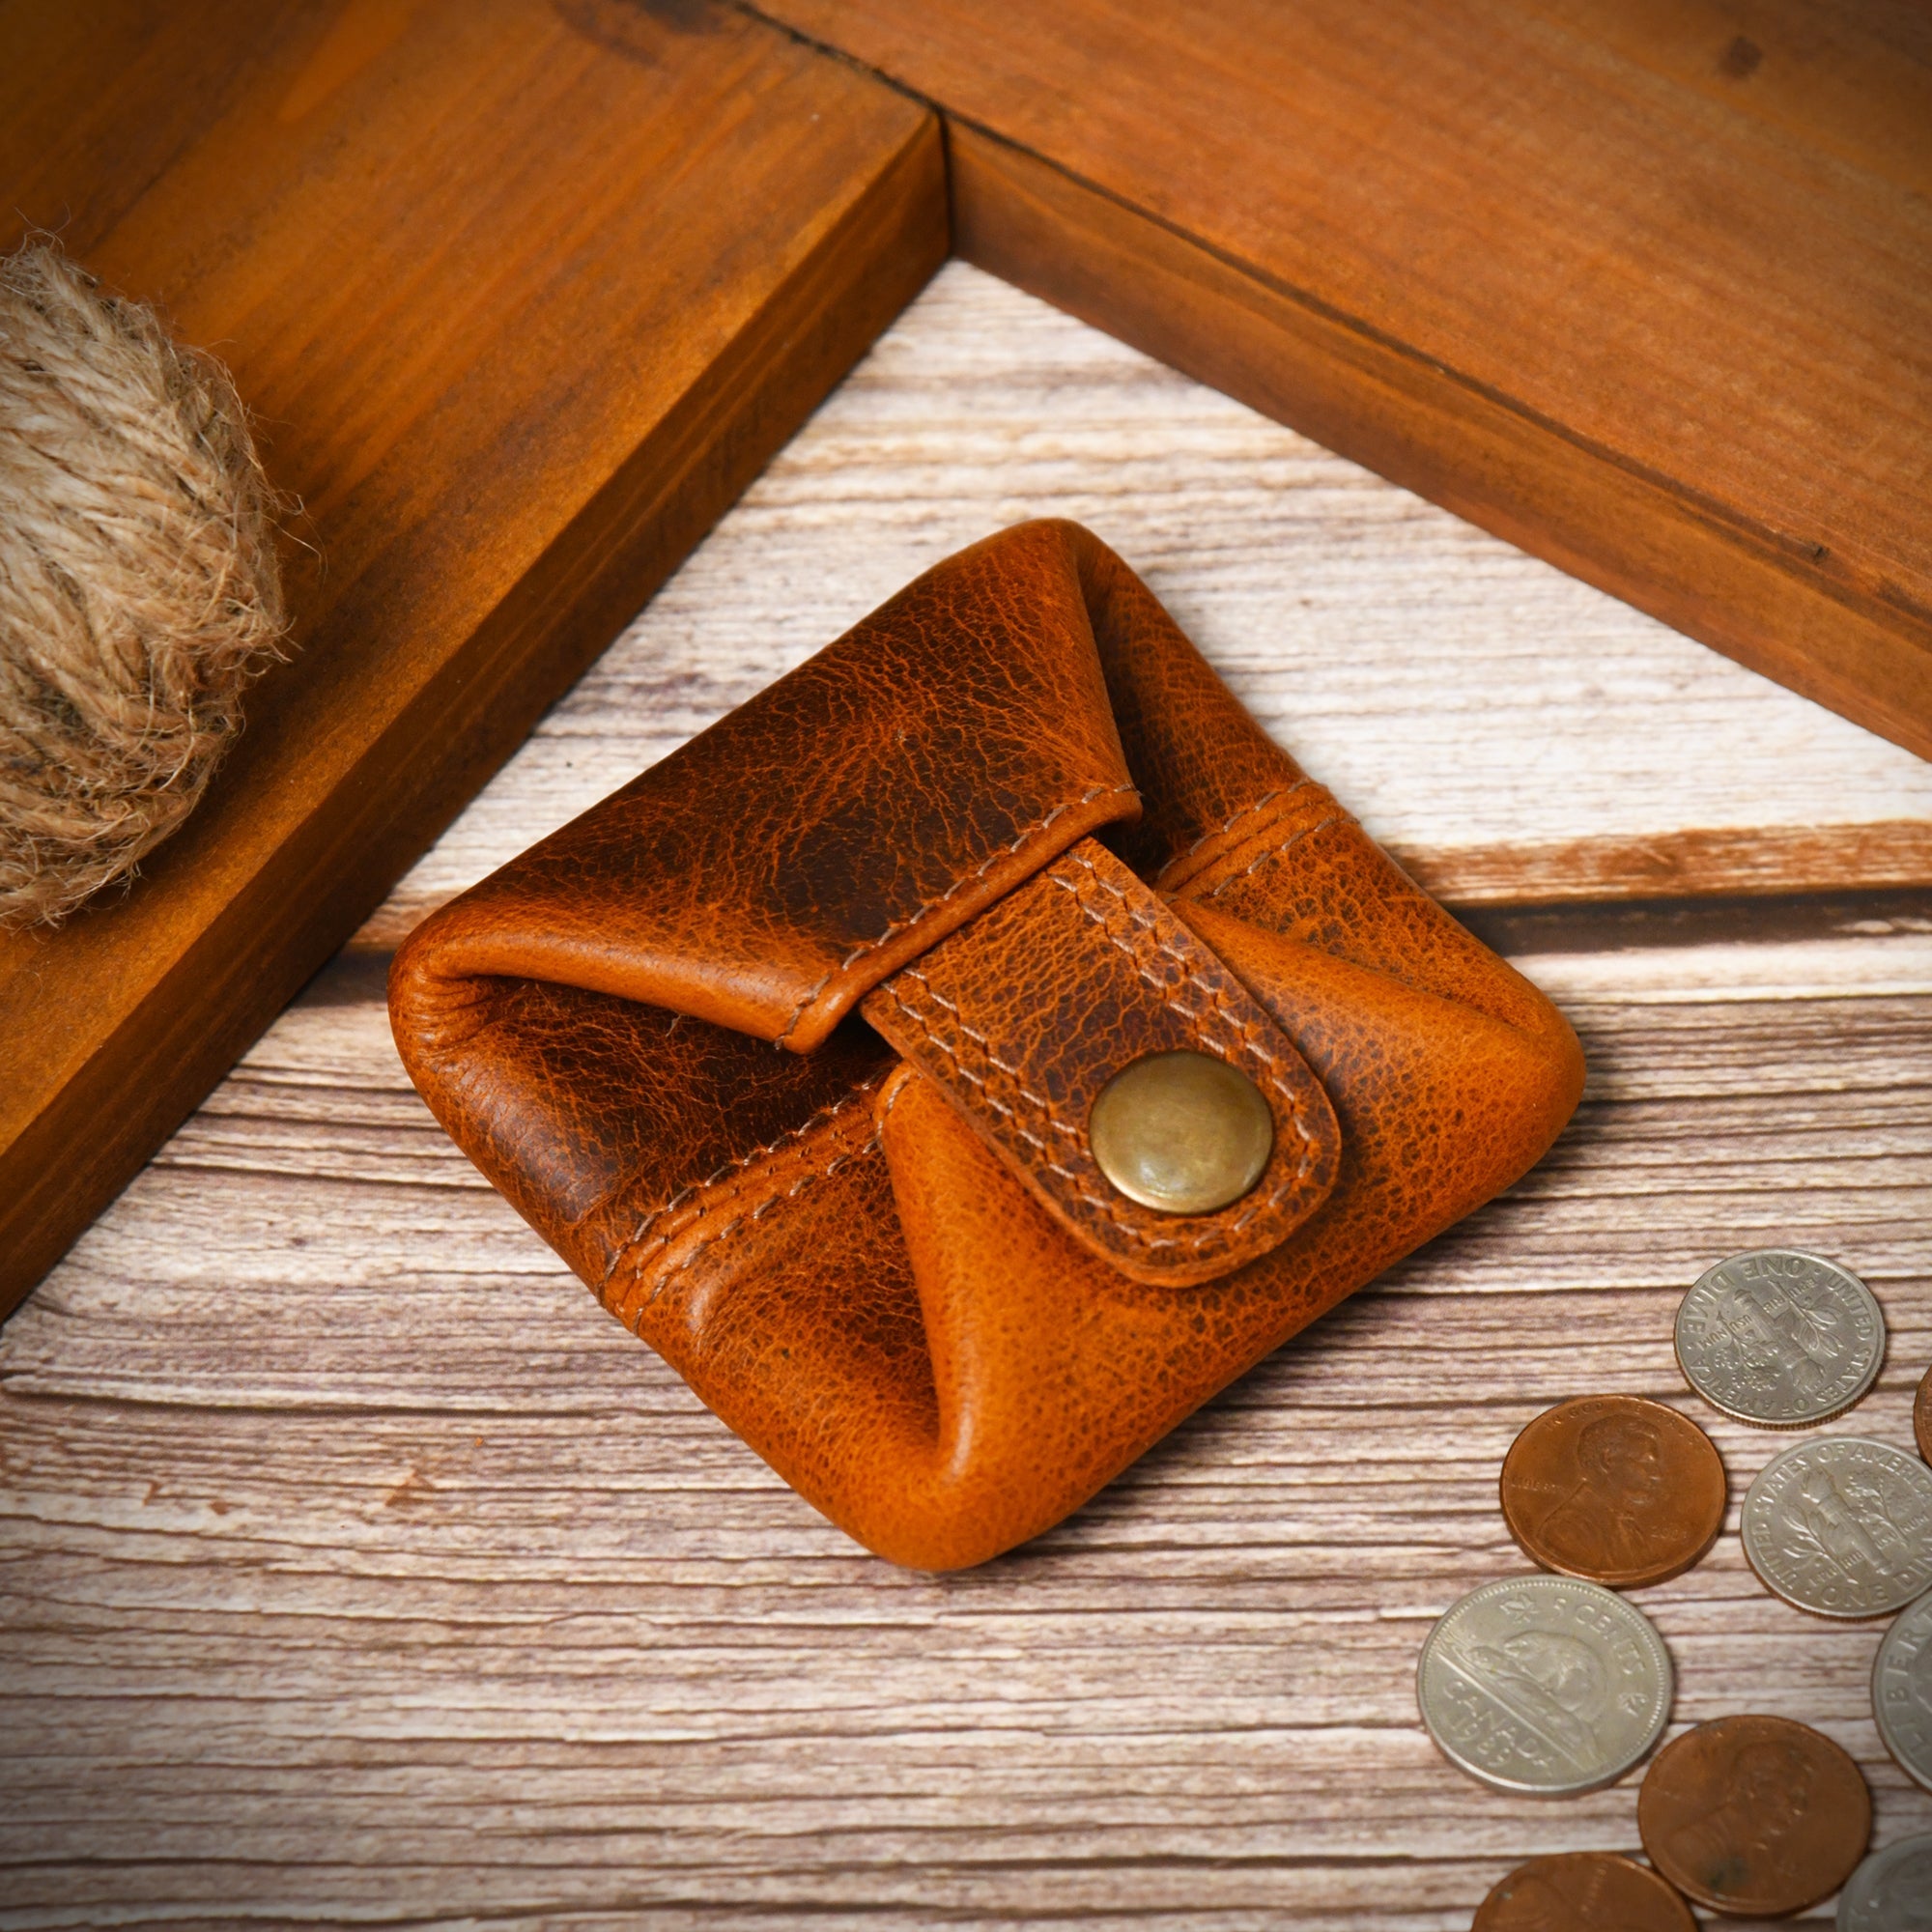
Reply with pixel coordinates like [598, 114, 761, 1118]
[391, 520, 1585, 1571]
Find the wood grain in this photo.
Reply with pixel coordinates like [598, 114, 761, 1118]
[3, 931, 1928, 1927]
[753, 0, 1932, 762]
[0, 0, 947, 1317]
[350, 265, 1932, 952]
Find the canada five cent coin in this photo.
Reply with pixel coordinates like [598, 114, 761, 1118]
[1675, 1250, 1884, 1427]
[1416, 1576, 1673, 1797]
[1473, 1852, 1695, 1931]
[1638, 1715, 1871, 1918]
[1501, 1394, 1726, 1589]
[1742, 1437, 1932, 1618]
[1872, 1588, 1932, 1793]
[1838, 1833, 1932, 1931]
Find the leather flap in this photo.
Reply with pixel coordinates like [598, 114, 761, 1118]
[396, 527, 1143, 1055]
[863, 838, 1342, 1286]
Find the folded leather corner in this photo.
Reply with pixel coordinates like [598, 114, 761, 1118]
[395, 521, 1145, 1060]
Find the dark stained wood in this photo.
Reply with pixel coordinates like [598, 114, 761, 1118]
[0, 1, 948, 1316]
[755, 0, 1932, 762]
[2, 934, 1927, 1926]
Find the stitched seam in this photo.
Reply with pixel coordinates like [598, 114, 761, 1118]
[1177, 782, 1310, 860]
[878, 980, 1172, 1247]
[773, 781, 1139, 1043]
[1046, 850, 1325, 1246]
[1200, 811, 1351, 900]
[891, 854, 1327, 1259]
[639, 1131, 883, 1306]
[604, 1079, 883, 1287]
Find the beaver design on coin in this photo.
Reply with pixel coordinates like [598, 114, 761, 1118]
[1742, 1437, 1932, 1618]
[1837, 1833, 1932, 1931]
[1638, 1715, 1870, 1917]
[1416, 1576, 1673, 1797]
[1675, 1250, 1884, 1428]
[1872, 1587, 1932, 1794]
[1917, 1364, 1931, 1466]
[1501, 1395, 1726, 1589]
[1473, 1851, 1694, 1931]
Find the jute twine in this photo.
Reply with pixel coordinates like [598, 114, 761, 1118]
[0, 240, 287, 928]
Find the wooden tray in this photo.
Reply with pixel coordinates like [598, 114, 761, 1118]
[766, 0, 1932, 757]
[0, 0, 944, 1311]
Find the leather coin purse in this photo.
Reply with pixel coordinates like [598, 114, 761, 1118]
[390, 521, 1583, 1569]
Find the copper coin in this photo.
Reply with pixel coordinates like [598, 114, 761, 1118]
[1473, 1852, 1695, 1930]
[1917, 1364, 1932, 1466]
[1500, 1395, 1727, 1589]
[1637, 1715, 1871, 1917]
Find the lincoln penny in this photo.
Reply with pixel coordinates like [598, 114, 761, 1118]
[1500, 1394, 1727, 1589]
[1917, 1363, 1931, 1465]
[1637, 1715, 1870, 1917]
[1472, 1852, 1694, 1931]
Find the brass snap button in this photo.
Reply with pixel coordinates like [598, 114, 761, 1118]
[1088, 1050, 1274, 1215]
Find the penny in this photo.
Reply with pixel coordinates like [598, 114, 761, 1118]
[1501, 1395, 1726, 1589]
[1638, 1715, 1871, 1917]
[1416, 1575, 1673, 1797]
[1838, 1833, 1932, 1931]
[1742, 1436, 1932, 1619]
[1872, 1587, 1932, 1794]
[1675, 1250, 1884, 1428]
[1918, 1364, 1932, 1466]
[1473, 1852, 1695, 1931]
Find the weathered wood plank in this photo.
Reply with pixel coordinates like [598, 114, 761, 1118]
[351, 265, 1932, 953]
[3, 931, 1928, 1927]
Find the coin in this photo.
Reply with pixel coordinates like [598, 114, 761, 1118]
[1416, 1575, 1673, 1796]
[1500, 1395, 1726, 1589]
[1917, 1364, 1931, 1465]
[1675, 1250, 1884, 1427]
[1473, 1852, 1695, 1930]
[1638, 1714, 1871, 1917]
[1872, 1587, 1932, 1794]
[1838, 1833, 1932, 1930]
[1742, 1436, 1932, 1618]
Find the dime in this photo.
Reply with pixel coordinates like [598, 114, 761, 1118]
[1838, 1833, 1932, 1931]
[1473, 1852, 1694, 1931]
[1872, 1587, 1932, 1794]
[1638, 1714, 1871, 1917]
[1675, 1249, 1884, 1427]
[1742, 1437, 1932, 1618]
[1416, 1576, 1673, 1797]
[1500, 1394, 1726, 1589]
[1917, 1364, 1931, 1466]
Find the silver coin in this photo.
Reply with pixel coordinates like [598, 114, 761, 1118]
[1873, 1589, 1932, 1793]
[1742, 1437, 1932, 1618]
[1837, 1833, 1932, 1931]
[1415, 1575, 1673, 1796]
[1675, 1249, 1884, 1427]
[1676, 1249, 1886, 1428]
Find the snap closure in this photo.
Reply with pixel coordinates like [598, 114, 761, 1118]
[1089, 1050, 1274, 1214]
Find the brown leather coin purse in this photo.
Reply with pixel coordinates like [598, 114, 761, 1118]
[390, 521, 1583, 1569]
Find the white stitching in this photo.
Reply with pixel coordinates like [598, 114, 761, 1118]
[773, 782, 1139, 1043]
[1198, 815, 1352, 904]
[885, 856, 1328, 1258]
[603, 1082, 885, 1291]
[639, 1132, 883, 1304]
